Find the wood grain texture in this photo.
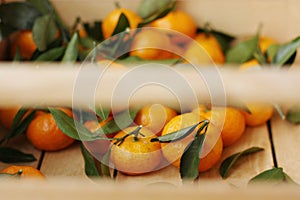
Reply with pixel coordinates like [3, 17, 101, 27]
[1, 179, 300, 200]
[116, 164, 182, 186]
[40, 142, 86, 178]
[271, 116, 300, 183]
[0, 65, 300, 108]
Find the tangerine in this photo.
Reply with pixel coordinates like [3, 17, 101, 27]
[241, 103, 273, 127]
[184, 33, 225, 65]
[110, 126, 162, 175]
[201, 107, 246, 147]
[26, 108, 75, 151]
[0, 165, 45, 179]
[161, 112, 223, 172]
[10, 30, 37, 60]
[149, 10, 197, 44]
[134, 104, 177, 136]
[102, 8, 142, 39]
[130, 28, 178, 60]
[0, 106, 22, 130]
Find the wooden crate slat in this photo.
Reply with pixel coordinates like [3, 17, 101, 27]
[116, 164, 182, 186]
[271, 116, 300, 183]
[0, 127, 41, 169]
[40, 142, 86, 178]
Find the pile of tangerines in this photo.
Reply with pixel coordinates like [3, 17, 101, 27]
[0, 102, 273, 178]
[0, 0, 286, 179]
[85, 103, 273, 175]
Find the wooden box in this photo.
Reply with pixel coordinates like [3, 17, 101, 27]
[1, 0, 300, 199]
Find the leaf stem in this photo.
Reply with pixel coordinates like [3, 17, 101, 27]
[71, 16, 81, 34]
[92, 41, 97, 64]
[203, 22, 212, 38]
[113, 125, 144, 146]
[196, 119, 210, 136]
[132, 125, 144, 141]
[17, 169, 23, 176]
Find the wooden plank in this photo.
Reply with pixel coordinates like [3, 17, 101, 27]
[1, 179, 300, 200]
[0, 127, 41, 169]
[40, 142, 86, 178]
[116, 164, 182, 186]
[199, 125, 274, 188]
[271, 116, 300, 183]
[1, 65, 300, 108]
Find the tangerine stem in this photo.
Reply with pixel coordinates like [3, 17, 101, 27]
[196, 120, 210, 136]
[113, 125, 143, 145]
[132, 125, 143, 141]
[115, 2, 121, 9]
[203, 22, 212, 38]
[71, 16, 81, 34]
[15, 169, 23, 178]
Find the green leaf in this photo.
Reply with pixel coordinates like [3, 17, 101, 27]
[137, 0, 172, 19]
[5, 110, 36, 141]
[111, 13, 130, 36]
[286, 107, 300, 124]
[0, 24, 16, 40]
[180, 133, 206, 181]
[284, 52, 297, 66]
[213, 32, 235, 53]
[0, 2, 42, 30]
[13, 47, 23, 62]
[27, 0, 52, 15]
[94, 107, 110, 121]
[62, 32, 79, 62]
[220, 147, 264, 179]
[32, 14, 58, 51]
[179, 121, 209, 181]
[30, 37, 63, 60]
[138, 1, 176, 27]
[95, 109, 138, 135]
[80, 143, 100, 177]
[116, 56, 180, 65]
[9, 108, 28, 131]
[35, 46, 65, 61]
[0, 147, 36, 163]
[100, 147, 112, 177]
[49, 108, 96, 141]
[83, 21, 103, 41]
[266, 44, 280, 62]
[97, 28, 132, 59]
[226, 34, 259, 64]
[79, 36, 95, 49]
[151, 122, 201, 143]
[28, 0, 68, 33]
[73, 109, 97, 124]
[272, 36, 300, 65]
[249, 167, 285, 184]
